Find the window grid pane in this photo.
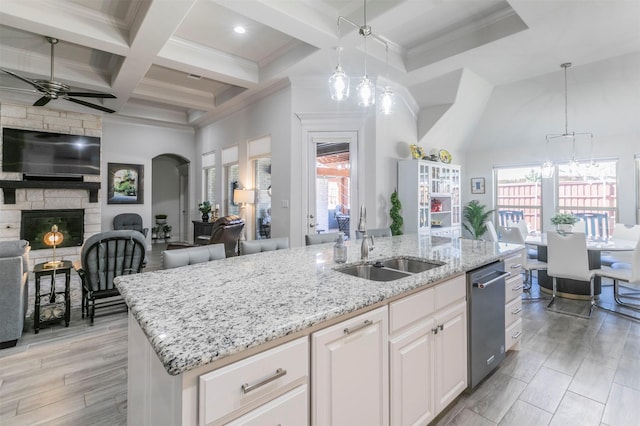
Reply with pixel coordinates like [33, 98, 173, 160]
[205, 166, 216, 205]
[495, 167, 542, 233]
[254, 157, 272, 239]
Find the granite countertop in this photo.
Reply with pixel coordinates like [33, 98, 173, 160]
[115, 234, 523, 376]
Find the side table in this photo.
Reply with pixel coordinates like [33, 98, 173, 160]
[33, 260, 73, 333]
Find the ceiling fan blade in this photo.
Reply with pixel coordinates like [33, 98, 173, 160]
[0, 86, 39, 95]
[33, 96, 51, 107]
[63, 96, 115, 113]
[1, 68, 49, 92]
[65, 91, 117, 99]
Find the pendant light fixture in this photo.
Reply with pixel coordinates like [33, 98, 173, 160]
[379, 44, 395, 115]
[543, 62, 594, 178]
[329, 0, 394, 111]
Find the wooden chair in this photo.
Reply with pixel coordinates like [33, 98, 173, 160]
[74, 230, 146, 323]
[546, 231, 596, 318]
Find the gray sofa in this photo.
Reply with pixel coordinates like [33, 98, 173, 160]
[0, 240, 30, 348]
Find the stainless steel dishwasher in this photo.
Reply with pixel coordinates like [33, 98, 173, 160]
[467, 260, 510, 390]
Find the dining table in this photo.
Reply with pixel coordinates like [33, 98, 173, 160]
[524, 234, 636, 298]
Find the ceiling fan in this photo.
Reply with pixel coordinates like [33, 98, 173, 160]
[1, 36, 117, 113]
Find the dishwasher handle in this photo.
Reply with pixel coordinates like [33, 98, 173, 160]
[472, 271, 510, 289]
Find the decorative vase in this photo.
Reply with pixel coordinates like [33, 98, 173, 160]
[201, 213, 209, 222]
[556, 224, 573, 233]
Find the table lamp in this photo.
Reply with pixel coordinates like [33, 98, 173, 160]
[43, 224, 64, 268]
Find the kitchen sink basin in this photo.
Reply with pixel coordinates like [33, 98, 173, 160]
[335, 264, 411, 282]
[379, 257, 445, 273]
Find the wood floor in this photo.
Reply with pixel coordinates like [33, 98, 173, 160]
[1, 258, 639, 424]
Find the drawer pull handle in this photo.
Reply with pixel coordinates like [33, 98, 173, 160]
[512, 285, 523, 291]
[241, 368, 287, 394]
[344, 319, 373, 335]
[512, 331, 522, 340]
[512, 308, 522, 315]
[510, 264, 522, 269]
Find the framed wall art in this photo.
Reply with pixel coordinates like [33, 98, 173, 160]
[471, 177, 485, 194]
[107, 163, 144, 204]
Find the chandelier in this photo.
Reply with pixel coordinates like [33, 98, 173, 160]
[328, 0, 395, 113]
[542, 63, 594, 179]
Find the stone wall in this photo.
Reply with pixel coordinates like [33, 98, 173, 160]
[0, 102, 102, 268]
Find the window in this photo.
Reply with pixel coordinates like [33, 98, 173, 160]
[202, 151, 217, 209]
[224, 163, 240, 217]
[494, 166, 543, 233]
[253, 157, 272, 239]
[557, 160, 617, 235]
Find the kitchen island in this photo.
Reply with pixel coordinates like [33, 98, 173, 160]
[116, 234, 524, 425]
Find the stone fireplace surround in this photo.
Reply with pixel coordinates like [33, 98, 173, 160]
[0, 102, 102, 269]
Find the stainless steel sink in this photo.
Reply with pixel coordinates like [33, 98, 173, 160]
[335, 264, 411, 282]
[380, 257, 445, 273]
[334, 256, 445, 282]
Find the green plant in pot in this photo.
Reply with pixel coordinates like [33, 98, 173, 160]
[198, 201, 211, 222]
[390, 190, 403, 236]
[462, 200, 495, 240]
[163, 224, 172, 239]
[550, 213, 578, 232]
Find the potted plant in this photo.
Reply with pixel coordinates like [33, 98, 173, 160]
[462, 200, 495, 240]
[163, 224, 172, 240]
[155, 214, 167, 225]
[390, 190, 403, 236]
[550, 213, 578, 232]
[198, 201, 211, 222]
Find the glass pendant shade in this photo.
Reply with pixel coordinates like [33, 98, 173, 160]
[329, 65, 350, 101]
[541, 161, 554, 179]
[357, 75, 375, 106]
[379, 86, 394, 115]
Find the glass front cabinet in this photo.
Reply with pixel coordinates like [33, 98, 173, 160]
[397, 160, 461, 237]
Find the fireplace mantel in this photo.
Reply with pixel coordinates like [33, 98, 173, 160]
[0, 180, 100, 204]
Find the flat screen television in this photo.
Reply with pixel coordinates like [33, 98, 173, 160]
[2, 127, 100, 176]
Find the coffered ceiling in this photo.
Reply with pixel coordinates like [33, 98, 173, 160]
[0, 0, 638, 127]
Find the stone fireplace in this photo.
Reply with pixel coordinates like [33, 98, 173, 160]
[0, 102, 102, 268]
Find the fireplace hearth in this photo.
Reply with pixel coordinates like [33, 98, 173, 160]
[21, 209, 84, 250]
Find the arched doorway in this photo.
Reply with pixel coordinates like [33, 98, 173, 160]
[152, 154, 190, 242]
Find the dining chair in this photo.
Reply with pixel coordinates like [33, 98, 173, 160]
[601, 224, 640, 267]
[574, 212, 609, 240]
[484, 221, 499, 242]
[498, 210, 524, 227]
[162, 243, 225, 269]
[498, 226, 547, 291]
[508, 219, 538, 259]
[546, 231, 596, 318]
[306, 232, 339, 246]
[594, 238, 640, 318]
[241, 237, 289, 255]
[355, 228, 392, 239]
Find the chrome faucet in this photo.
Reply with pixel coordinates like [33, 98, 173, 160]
[361, 234, 375, 260]
[357, 203, 375, 260]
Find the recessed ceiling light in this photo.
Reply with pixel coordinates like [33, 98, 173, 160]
[234, 26, 246, 34]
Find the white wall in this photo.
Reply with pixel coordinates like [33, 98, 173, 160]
[102, 117, 196, 243]
[464, 53, 640, 225]
[195, 86, 292, 243]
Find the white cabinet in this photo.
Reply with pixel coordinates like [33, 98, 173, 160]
[312, 306, 389, 426]
[389, 275, 467, 425]
[199, 337, 308, 425]
[398, 160, 461, 237]
[504, 251, 524, 351]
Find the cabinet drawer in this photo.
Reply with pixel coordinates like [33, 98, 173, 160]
[390, 287, 435, 334]
[226, 384, 308, 426]
[504, 252, 524, 276]
[434, 274, 466, 311]
[505, 274, 523, 303]
[505, 297, 522, 328]
[199, 337, 308, 425]
[505, 319, 523, 351]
